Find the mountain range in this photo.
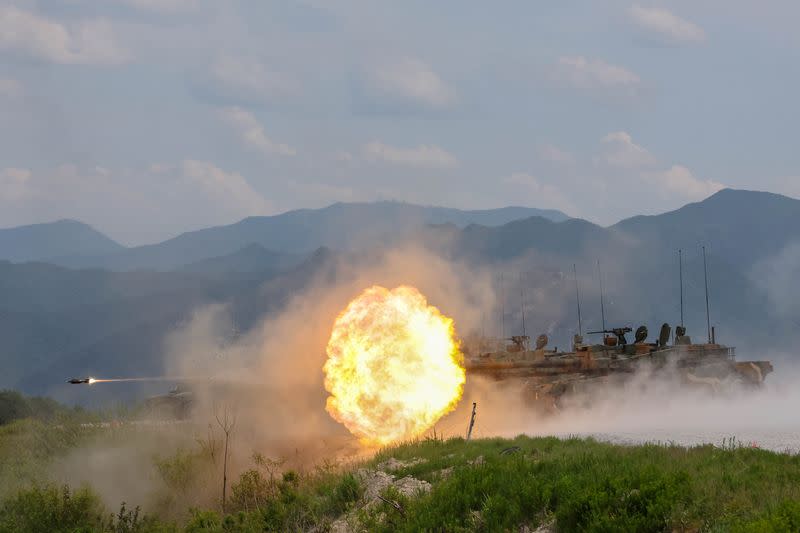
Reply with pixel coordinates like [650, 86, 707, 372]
[0, 202, 569, 271]
[1, 190, 797, 403]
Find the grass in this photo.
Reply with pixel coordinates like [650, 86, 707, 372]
[2, 418, 800, 532]
[365, 435, 800, 531]
[0, 417, 101, 499]
[375, 437, 800, 531]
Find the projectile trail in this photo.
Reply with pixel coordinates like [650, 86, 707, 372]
[90, 377, 177, 383]
[68, 376, 206, 385]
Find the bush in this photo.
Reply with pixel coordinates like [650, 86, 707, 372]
[0, 484, 106, 533]
[183, 510, 221, 533]
[0, 485, 172, 533]
[155, 449, 203, 495]
[229, 469, 273, 512]
[329, 473, 363, 515]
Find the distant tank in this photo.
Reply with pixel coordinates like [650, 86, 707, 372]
[465, 249, 774, 409]
[142, 385, 193, 419]
[462, 323, 773, 410]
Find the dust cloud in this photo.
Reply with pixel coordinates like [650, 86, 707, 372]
[439, 359, 800, 454]
[50, 243, 495, 510]
[161, 243, 494, 448]
[47, 239, 800, 512]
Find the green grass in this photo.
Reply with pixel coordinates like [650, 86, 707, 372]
[363, 436, 800, 532]
[3, 424, 800, 532]
[0, 418, 101, 499]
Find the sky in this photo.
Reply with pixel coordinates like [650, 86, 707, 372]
[0, 0, 798, 245]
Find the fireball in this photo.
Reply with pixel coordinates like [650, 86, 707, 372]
[324, 285, 465, 445]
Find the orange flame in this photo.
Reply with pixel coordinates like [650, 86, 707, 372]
[324, 285, 465, 445]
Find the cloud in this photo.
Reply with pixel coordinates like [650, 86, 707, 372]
[504, 173, 575, 214]
[356, 57, 457, 113]
[210, 55, 298, 103]
[176, 160, 269, 213]
[362, 141, 458, 168]
[599, 131, 657, 169]
[554, 56, 641, 94]
[218, 107, 296, 157]
[644, 165, 724, 200]
[629, 5, 706, 45]
[0, 6, 130, 65]
[0, 161, 270, 245]
[594, 132, 724, 201]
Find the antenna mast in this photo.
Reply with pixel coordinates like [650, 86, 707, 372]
[519, 273, 527, 339]
[703, 245, 711, 344]
[679, 249, 684, 327]
[597, 260, 606, 332]
[500, 273, 505, 339]
[573, 263, 582, 335]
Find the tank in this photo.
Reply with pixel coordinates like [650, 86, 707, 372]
[142, 385, 193, 419]
[462, 323, 773, 410]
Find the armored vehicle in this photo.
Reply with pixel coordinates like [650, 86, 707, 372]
[142, 385, 193, 419]
[462, 324, 773, 409]
[465, 249, 774, 408]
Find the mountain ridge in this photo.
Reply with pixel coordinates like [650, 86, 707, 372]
[0, 220, 124, 263]
[43, 202, 572, 271]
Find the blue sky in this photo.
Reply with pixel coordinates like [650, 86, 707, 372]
[1, 0, 798, 245]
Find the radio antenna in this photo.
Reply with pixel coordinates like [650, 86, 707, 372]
[573, 263, 582, 335]
[679, 249, 684, 327]
[703, 246, 711, 344]
[597, 260, 606, 332]
[519, 273, 527, 339]
[500, 273, 505, 339]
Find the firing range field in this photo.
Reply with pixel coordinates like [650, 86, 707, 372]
[572, 430, 800, 455]
[4, 413, 800, 532]
[4, 378, 800, 531]
[540, 382, 800, 455]
[419, 362, 800, 465]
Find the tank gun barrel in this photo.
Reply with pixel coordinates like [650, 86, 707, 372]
[587, 327, 633, 345]
[586, 327, 632, 335]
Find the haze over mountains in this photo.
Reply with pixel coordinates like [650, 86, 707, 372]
[0, 202, 569, 270]
[1, 190, 798, 403]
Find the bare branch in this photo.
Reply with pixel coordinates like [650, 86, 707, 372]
[377, 495, 405, 516]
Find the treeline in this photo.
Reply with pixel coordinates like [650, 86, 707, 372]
[0, 390, 84, 426]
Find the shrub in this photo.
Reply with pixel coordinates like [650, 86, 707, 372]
[229, 470, 273, 512]
[329, 473, 363, 515]
[0, 484, 106, 533]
